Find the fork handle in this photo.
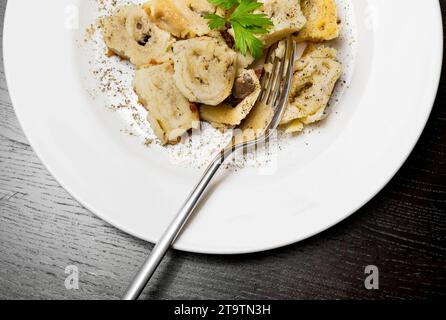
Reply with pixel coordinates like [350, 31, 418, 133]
[123, 148, 232, 300]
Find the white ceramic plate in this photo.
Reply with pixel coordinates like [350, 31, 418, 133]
[4, 0, 443, 254]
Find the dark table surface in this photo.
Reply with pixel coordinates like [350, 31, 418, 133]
[0, 0, 444, 300]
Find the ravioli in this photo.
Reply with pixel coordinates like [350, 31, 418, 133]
[133, 63, 200, 144]
[258, 0, 307, 47]
[200, 69, 261, 127]
[144, 0, 215, 38]
[281, 46, 342, 126]
[100, 5, 174, 67]
[173, 37, 237, 106]
[296, 0, 340, 42]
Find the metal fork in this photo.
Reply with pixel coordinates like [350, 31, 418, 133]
[123, 36, 296, 300]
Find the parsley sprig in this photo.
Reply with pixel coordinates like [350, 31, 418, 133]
[205, 0, 273, 58]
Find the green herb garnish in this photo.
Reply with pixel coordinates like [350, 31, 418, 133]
[205, 0, 273, 58]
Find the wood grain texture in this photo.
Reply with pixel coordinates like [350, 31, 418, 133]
[0, 0, 445, 300]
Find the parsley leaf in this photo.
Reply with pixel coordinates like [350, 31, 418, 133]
[207, 0, 239, 10]
[230, 0, 263, 18]
[204, 13, 227, 30]
[204, 0, 273, 59]
[233, 13, 272, 29]
[232, 21, 264, 59]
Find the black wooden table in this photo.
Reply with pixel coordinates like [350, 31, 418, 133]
[0, 0, 444, 299]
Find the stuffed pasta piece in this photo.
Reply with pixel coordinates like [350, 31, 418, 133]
[172, 36, 237, 106]
[257, 0, 307, 47]
[200, 69, 261, 127]
[295, 0, 341, 42]
[144, 0, 216, 38]
[100, 4, 174, 67]
[133, 63, 200, 144]
[280, 46, 342, 133]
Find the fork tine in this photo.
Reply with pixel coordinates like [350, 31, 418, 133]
[259, 42, 279, 102]
[258, 69, 271, 102]
[262, 55, 279, 103]
[231, 37, 295, 149]
[269, 39, 290, 107]
[267, 37, 296, 130]
[258, 58, 270, 100]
